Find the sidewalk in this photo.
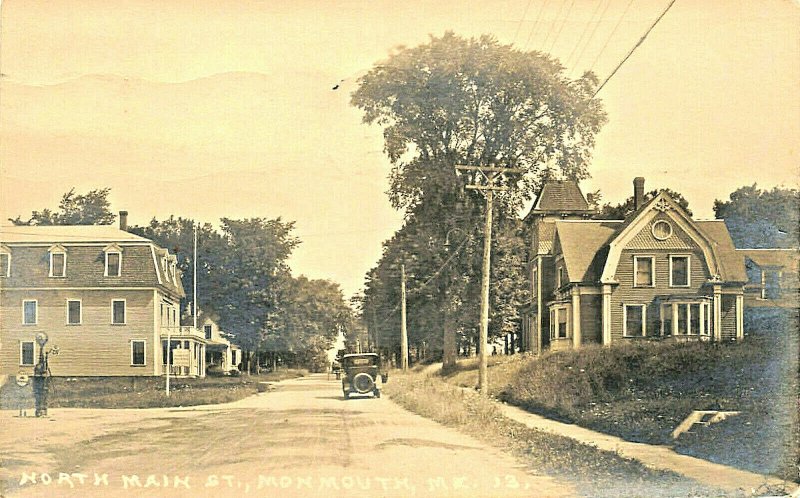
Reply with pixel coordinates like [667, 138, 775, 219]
[493, 396, 796, 495]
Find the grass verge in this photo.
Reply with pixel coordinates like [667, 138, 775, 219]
[0, 369, 308, 409]
[441, 309, 799, 483]
[384, 369, 724, 498]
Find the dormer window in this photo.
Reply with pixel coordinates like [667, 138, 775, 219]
[104, 244, 123, 277]
[49, 245, 67, 277]
[0, 246, 10, 277]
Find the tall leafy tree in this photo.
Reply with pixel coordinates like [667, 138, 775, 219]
[129, 216, 225, 319]
[351, 31, 606, 213]
[270, 276, 353, 372]
[353, 32, 604, 362]
[714, 185, 800, 248]
[215, 217, 300, 372]
[10, 187, 116, 225]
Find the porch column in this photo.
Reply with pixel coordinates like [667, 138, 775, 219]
[535, 258, 543, 353]
[713, 285, 722, 342]
[672, 304, 679, 336]
[736, 293, 744, 340]
[572, 290, 581, 348]
[602, 284, 612, 346]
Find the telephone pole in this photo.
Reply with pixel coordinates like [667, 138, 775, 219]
[400, 263, 409, 370]
[456, 165, 522, 393]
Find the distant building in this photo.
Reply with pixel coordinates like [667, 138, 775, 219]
[0, 213, 207, 377]
[196, 313, 241, 374]
[522, 178, 747, 353]
[738, 248, 799, 308]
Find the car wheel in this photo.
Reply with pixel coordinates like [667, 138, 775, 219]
[352, 373, 375, 394]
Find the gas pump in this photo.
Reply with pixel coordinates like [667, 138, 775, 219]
[32, 332, 59, 417]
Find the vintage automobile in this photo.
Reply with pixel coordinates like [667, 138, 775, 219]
[341, 353, 386, 399]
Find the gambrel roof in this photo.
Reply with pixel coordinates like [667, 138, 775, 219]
[551, 191, 747, 285]
[0, 225, 185, 297]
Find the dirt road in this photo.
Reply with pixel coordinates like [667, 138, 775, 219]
[0, 374, 574, 497]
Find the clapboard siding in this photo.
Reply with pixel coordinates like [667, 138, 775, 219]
[610, 247, 711, 343]
[0, 289, 156, 376]
[720, 295, 737, 340]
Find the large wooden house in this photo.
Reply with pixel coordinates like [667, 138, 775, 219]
[0, 214, 208, 377]
[522, 178, 747, 353]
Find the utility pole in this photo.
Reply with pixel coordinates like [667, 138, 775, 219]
[456, 165, 522, 393]
[400, 263, 409, 370]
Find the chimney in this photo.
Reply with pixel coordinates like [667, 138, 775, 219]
[633, 177, 645, 211]
[119, 211, 128, 231]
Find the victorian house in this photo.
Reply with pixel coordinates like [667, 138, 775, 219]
[0, 213, 207, 377]
[522, 178, 747, 353]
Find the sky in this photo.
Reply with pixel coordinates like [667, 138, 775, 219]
[1, 0, 798, 297]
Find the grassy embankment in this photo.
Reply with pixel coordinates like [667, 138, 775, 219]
[443, 309, 799, 482]
[384, 368, 722, 498]
[0, 369, 308, 409]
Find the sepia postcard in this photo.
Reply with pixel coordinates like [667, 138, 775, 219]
[0, 1, 798, 497]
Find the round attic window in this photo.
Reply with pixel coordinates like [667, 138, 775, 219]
[652, 220, 672, 240]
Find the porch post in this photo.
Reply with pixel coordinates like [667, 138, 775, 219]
[572, 290, 581, 348]
[736, 293, 744, 340]
[713, 284, 722, 342]
[672, 304, 679, 336]
[602, 284, 612, 346]
[535, 257, 543, 353]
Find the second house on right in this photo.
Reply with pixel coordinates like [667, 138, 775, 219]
[523, 177, 748, 354]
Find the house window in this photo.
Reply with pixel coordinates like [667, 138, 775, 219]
[624, 305, 646, 337]
[557, 266, 565, 288]
[131, 340, 146, 366]
[531, 266, 538, 297]
[661, 302, 711, 336]
[670, 255, 690, 287]
[0, 252, 10, 277]
[20, 341, 35, 366]
[662, 307, 672, 336]
[112, 300, 126, 325]
[23, 300, 37, 325]
[634, 256, 654, 287]
[105, 252, 121, 277]
[652, 220, 673, 240]
[67, 300, 82, 325]
[50, 251, 66, 277]
[204, 325, 212, 340]
[549, 307, 569, 339]
[558, 310, 568, 338]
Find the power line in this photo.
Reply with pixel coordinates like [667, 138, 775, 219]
[593, 0, 679, 98]
[541, 0, 568, 50]
[564, 0, 605, 70]
[525, 0, 551, 50]
[513, 0, 535, 45]
[548, 0, 576, 54]
[569, 0, 612, 76]
[589, 0, 636, 74]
